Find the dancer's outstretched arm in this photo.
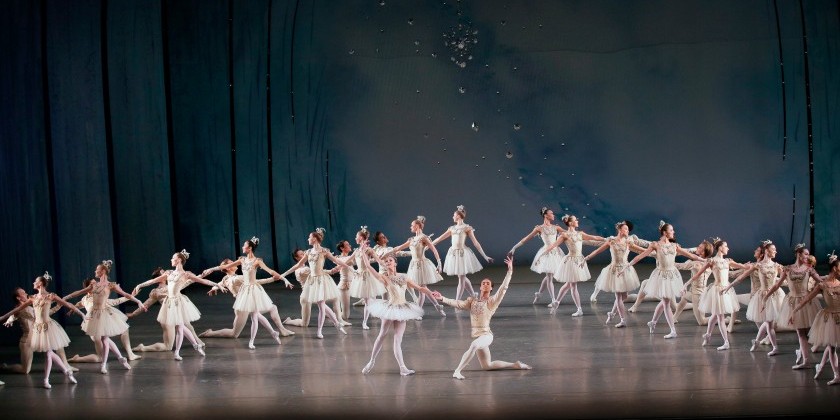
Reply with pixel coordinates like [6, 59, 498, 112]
[133, 273, 167, 295]
[113, 283, 148, 311]
[509, 226, 540, 256]
[722, 264, 756, 293]
[467, 228, 493, 263]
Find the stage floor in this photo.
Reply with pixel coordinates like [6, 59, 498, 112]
[0, 264, 837, 419]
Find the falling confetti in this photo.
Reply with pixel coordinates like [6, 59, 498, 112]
[505, 151, 513, 158]
[458, 86, 466, 94]
[514, 123, 521, 130]
[471, 122, 479, 132]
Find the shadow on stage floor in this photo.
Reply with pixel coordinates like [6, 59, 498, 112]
[0, 264, 837, 419]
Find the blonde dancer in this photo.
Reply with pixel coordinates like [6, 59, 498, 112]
[68, 277, 140, 362]
[391, 216, 447, 316]
[432, 205, 494, 301]
[508, 207, 565, 306]
[795, 253, 840, 385]
[584, 221, 645, 327]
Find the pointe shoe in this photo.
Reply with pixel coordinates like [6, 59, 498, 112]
[828, 376, 840, 386]
[362, 323, 370, 330]
[65, 370, 77, 384]
[437, 306, 447, 317]
[199, 329, 211, 338]
[795, 349, 803, 365]
[128, 353, 142, 361]
[353, 299, 365, 307]
[533, 292, 540, 304]
[340, 320, 352, 327]
[615, 320, 627, 328]
[792, 361, 809, 370]
[749, 339, 757, 352]
[605, 311, 615, 325]
[453, 371, 465, 380]
[399, 366, 416, 376]
[272, 330, 283, 345]
[248, 342, 256, 350]
[664, 331, 678, 339]
[701, 333, 711, 346]
[69, 365, 79, 372]
[647, 321, 656, 334]
[590, 294, 598, 303]
[814, 362, 825, 379]
[194, 344, 206, 356]
[174, 353, 183, 361]
[43, 380, 51, 389]
[339, 327, 348, 335]
[717, 341, 730, 351]
[362, 362, 374, 374]
[767, 347, 779, 357]
[571, 309, 583, 317]
[316, 333, 324, 339]
[100, 363, 108, 374]
[627, 306, 638, 313]
[119, 357, 131, 370]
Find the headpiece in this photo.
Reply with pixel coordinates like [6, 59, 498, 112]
[359, 225, 368, 233]
[249, 236, 260, 245]
[794, 243, 806, 251]
[658, 220, 667, 229]
[42, 271, 52, 280]
[101, 260, 113, 269]
[456, 205, 465, 212]
[180, 249, 190, 259]
[828, 251, 837, 265]
[315, 227, 325, 235]
[761, 239, 773, 246]
[415, 216, 425, 223]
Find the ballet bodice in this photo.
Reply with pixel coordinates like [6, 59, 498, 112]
[448, 224, 472, 249]
[820, 282, 840, 312]
[32, 294, 54, 331]
[306, 248, 329, 276]
[408, 235, 430, 261]
[241, 258, 261, 285]
[89, 281, 117, 309]
[749, 270, 761, 293]
[383, 273, 410, 305]
[677, 260, 710, 283]
[165, 270, 192, 296]
[755, 260, 780, 291]
[655, 242, 677, 271]
[609, 238, 630, 265]
[709, 256, 732, 287]
[565, 231, 583, 257]
[538, 225, 559, 247]
[785, 266, 810, 297]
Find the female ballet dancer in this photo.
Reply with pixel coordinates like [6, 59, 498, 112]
[796, 252, 840, 385]
[431, 205, 494, 301]
[200, 258, 296, 339]
[391, 216, 447, 316]
[278, 228, 350, 339]
[583, 221, 645, 327]
[2, 287, 74, 374]
[68, 277, 141, 363]
[684, 238, 743, 350]
[0, 273, 85, 388]
[539, 214, 604, 317]
[358, 243, 436, 376]
[63, 260, 147, 373]
[508, 207, 566, 305]
[765, 244, 824, 369]
[432, 256, 532, 379]
[202, 237, 292, 348]
[134, 250, 222, 358]
[348, 227, 388, 329]
[673, 241, 714, 326]
[722, 240, 783, 356]
[625, 221, 700, 338]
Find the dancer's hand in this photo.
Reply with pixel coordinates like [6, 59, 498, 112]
[3, 317, 13, 327]
[283, 278, 294, 289]
[141, 304, 148, 312]
[131, 287, 140, 296]
[504, 255, 514, 270]
[201, 269, 213, 277]
[485, 256, 494, 263]
[207, 288, 217, 296]
[431, 291, 444, 301]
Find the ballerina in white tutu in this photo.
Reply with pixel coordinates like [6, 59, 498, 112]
[683, 238, 745, 350]
[278, 228, 350, 339]
[357, 244, 436, 376]
[793, 252, 840, 385]
[347, 227, 388, 329]
[330, 240, 355, 323]
[64, 260, 147, 374]
[672, 241, 714, 326]
[539, 214, 604, 317]
[722, 240, 784, 356]
[508, 207, 566, 306]
[2, 286, 74, 374]
[626, 221, 701, 339]
[134, 250, 223, 359]
[67, 277, 140, 363]
[583, 221, 646, 328]
[391, 216, 447, 316]
[432, 205, 494, 301]
[0, 272, 85, 388]
[132, 267, 207, 352]
[764, 244, 824, 369]
[432, 256, 532, 379]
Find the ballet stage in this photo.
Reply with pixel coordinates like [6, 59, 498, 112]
[0, 264, 837, 419]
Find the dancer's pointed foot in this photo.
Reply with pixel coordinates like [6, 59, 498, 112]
[701, 333, 711, 347]
[174, 353, 183, 361]
[749, 339, 757, 352]
[199, 329, 212, 338]
[795, 349, 803, 365]
[615, 320, 627, 328]
[248, 342, 256, 350]
[127, 353, 142, 361]
[533, 292, 540, 304]
[316, 333, 324, 339]
[647, 321, 656, 334]
[43, 380, 51, 389]
[571, 309, 583, 317]
[717, 341, 730, 351]
[353, 299, 365, 307]
[767, 347, 779, 357]
[69, 365, 79, 372]
[280, 329, 295, 336]
[828, 375, 840, 386]
[399, 366, 416, 376]
[513, 361, 532, 370]
[792, 361, 809, 370]
[119, 357, 131, 370]
[65, 370, 77, 384]
[272, 330, 282, 345]
[194, 344, 206, 356]
[605, 311, 614, 325]
[814, 362, 825, 379]
[437, 306, 447, 317]
[340, 321, 352, 327]
[362, 361, 374, 375]
[339, 326, 348, 335]
[362, 323, 370, 330]
[628, 305, 638, 313]
[100, 363, 108, 374]
[453, 371, 465, 380]
[664, 331, 678, 339]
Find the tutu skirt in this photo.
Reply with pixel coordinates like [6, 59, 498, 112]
[531, 246, 564, 274]
[745, 290, 782, 323]
[83, 306, 130, 337]
[407, 258, 443, 286]
[349, 270, 386, 299]
[157, 295, 201, 326]
[642, 268, 683, 300]
[302, 274, 340, 303]
[808, 310, 840, 347]
[233, 283, 274, 313]
[595, 264, 640, 293]
[30, 320, 71, 352]
[554, 256, 591, 283]
[443, 248, 483, 276]
[777, 295, 821, 330]
[699, 285, 740, 315]
[367, 300, 424, 321]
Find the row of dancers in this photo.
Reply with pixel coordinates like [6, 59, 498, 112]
[1, 204, 838, 389]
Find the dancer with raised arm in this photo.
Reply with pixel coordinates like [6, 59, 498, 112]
[282, 248, 314, 327]
[432, 205, 494, 301]
[683, 238, 744, 350]
[626, 221, 700, 338]
[2, 287, 74, 374]
[0, 273, 85, 388]
[67, 277, 140, 363]
[673, 241, 714, 326]
[132, 267, 206, 352]
[539, 214, 604, 317]
[278, 228, 350, 339]
[391, 216, 447, 316]
[134, 250, 222, 359]
[795, 252, 840, 385]
[348, 227, 387, 329]
[765, 244, 824, 369]
[333, 240, 355, 322]
[63, 260, 147, 374]
[358, 243, 436, 376]
[508, 207, 565, 305]
[722, 240, 783, 356]
[583, 221, 645, 328]
[433, 255, 531, 379]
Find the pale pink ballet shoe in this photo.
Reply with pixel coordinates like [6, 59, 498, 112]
[65, 370, 77, 384]
[627, 305, 638, 313]
[437, 305, 447, 317]
[571, 309, 583, 317]
[664, 331, 678, 339]
[814, 362, 824, 379]
[647, 321, 656, 334]
[766, 347, 779, 357]
[248, 343, 256, 350]
[173, 353, 183, 361]
[615, 320, 627, 328]
[339, 327, 348, 335]
[792, 361, 810, 370]
[749, 339, 757, 352]
[605, 311, 615, 325]
[717, 341, 730, 351]
[362, 324, 370, 330]
[272, 330, 283, 345]
[399, 366, 416, 376]
[701, 333, 711, 347]
[533, 292, 540, 304]
[316, 333, 324, 339]
[362, 362, 374, 375]
[119, 356, 131, 370]
[828, 375, 840, 386]
[194, 344, 206, 356]
[128, 353, 142, 361]
[795, 349, 803, 365]
[453, 371, 465, 380]
[43, 380, 51, 389]
[100, 363, 108, 374]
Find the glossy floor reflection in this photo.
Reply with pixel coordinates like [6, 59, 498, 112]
[1, 264, 838, 419]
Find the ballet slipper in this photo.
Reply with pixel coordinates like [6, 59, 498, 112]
[749, 339, 757, 352]
[647, 321, 656, 334]
[43, 380, 51, 389]
[533, 292, 540, 304]
[605, 311, 615, 325]
[248, 342, 256, 350]
[795, 349, 803, 365]
[119, 357, 131, 370]
[316, 333, 324, 339]
[194, 344, 206, 356]
[513, 361, 532, 370]
[399, 366, 416, 376]
[65, 369, 77, 384]
[453, 371, 465, 380]
[100, 363, 108, 374]
[628, 305, 638, 313]
[437, 306, 447, 317]
[199, 329, 211, 337]
[814, 362, 824, 379]
[767, 347, 779, 357]
[174, 353, 183, 361]
[128, 353, 142, 361]
[615, 320, 627, 328]
[717, 341, 730, 351]
[571, 309, 583, 317]
[664, 332, 678, 339]
[362, 323, 370, 330]
[792, 361, 809, 370]
[340, 321, 352, 326]
[271, 331, 283, 345]
[353, 299, 365, 307]
[338, 326, 348, 335]
[828, 375, 840, 386]
[362, 361, 374, 374]
[701, 333, 711, 346]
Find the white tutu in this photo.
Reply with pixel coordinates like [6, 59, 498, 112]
[531, 246, 564, 274]
[302, 273, 340, 303]
[407, 258, 443, 286]
[443, 247, 483, 276]
[30, 319, 71, 352]
[642, 268, 683, 300]
[595, 264, 640, 293]
[232, 283, 274, 313]
[777, 295, 821, 330]
[808, 310, 840, 347]
[553, 256, 591, 283]
[157, 295, 201, 326]
[745, 290, 782, 323]
[367, 300, 424, 321]
[83, 306, 130, 337]
[349, 270, 386, 299]
[699, 285, 740, 315]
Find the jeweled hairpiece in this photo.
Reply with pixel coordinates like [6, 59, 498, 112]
[710, 236, 722, 244]
[456, 205, 465, 212]
[795, 243, 806, 251]
[658, 220, 666, 229]
[828, 251, 837, 264]
[416, 216, 425, 223]
[180, 249, 190, 258]
[761, 239, 773, 246]
[43, 271, 51, 280]
[101, 260, 113, 269]
[315, 227, 325, 234]
[250, 236, 260, 245]
[360, 225, 368, 233]
[540, 207, 549, 216]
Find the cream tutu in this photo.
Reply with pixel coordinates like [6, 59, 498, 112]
[349, 270, 386, 298]
[595, 264, 640, 293]
[642, 268, 683, 300]
[778, 295, 822, 329]
[30, 319, 71, 352]
[443, 247, 483, 276]
[699, 285, 740, 315]
[553, 256, 591, 283]
[407, 258, 443, 286]
[531, 246, 563, 274]
[157, 294, 201, 326]
[83, 306, 130, 337]
[302, 273, 340, 303]
[809, 310, 840, 347]
[232, 283, 274, 313]
[367, 300, 424, 321]
[745, 289, 782, 323]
